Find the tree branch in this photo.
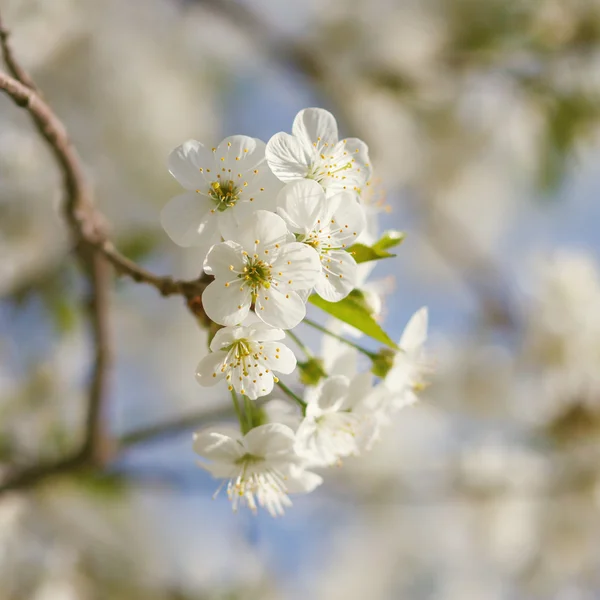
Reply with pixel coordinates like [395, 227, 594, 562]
[0, 14, 37, 91]
[0, 13, 220, 495]
[0, 403, 239, 495]
[0, 69, 209, 302]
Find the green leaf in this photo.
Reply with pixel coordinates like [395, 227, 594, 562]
[348, 243, 394, 263]
[308, 294, 398, 349]
[348, 230, 405, 264]
[372, 230, 406, 252]
[347, 289, 375, 315]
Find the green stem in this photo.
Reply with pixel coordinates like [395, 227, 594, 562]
[276, 380, 307, 413]
[286, 329, 313, 358]
[303, 318, 377, 359]
[230, 389, 247, 434]
[243, 395, 254, 432]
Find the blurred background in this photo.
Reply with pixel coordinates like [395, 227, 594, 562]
[1, 0, 600, 598]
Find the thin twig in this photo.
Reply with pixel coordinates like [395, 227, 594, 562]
[0, 70, 208, 300]
[119, 403, 240, 449]
[0, 11, 216, 494]
[0, 31, 114, 468]
[81, 249, 113, 464]
[0, 14, 37, 90]
[0, 403, 240, 495]
[0, 453, 88, 495]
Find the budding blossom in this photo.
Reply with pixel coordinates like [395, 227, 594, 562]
[277, 179, 366, 301]
[201, 210, 321, 329]
[193, 424, 322, 517]
[266, 108, 372, 197]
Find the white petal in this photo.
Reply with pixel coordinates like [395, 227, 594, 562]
[244, 423, 296, 457]
[314, 250, 357, 301]
[276, 180, 326, 232]
[317, 375, 350, 411]
[245, 322, 285, 342]
[343, 372, 374, 410]
[202, 280, 251, 326]
[292, 107, 338, 147]
[193, 428, 243, 462]
[217, 201, 262, 241]
[236, 366, 274, 400]
[161, 192, 218, 248]
[265, 132, 311, 183]
[256, 287, 306, 329]
[203, 241, 245, 278]
[262, 342, 297, 374]
[168, 140, 213, 190]
[385, 357, 412, 393]
[239, 166, 282, 211]
[209, 326, 241, 351]
[195, 351, 229, 386]
[329, 192, 367, 245]
[215, 135, 266, 172]
[400, 307, 429, 351]
[284, 468, 323, 494]
[338, 137, 372, 184]
[235, 210, 290, 253]
[271, 243, 321, 290]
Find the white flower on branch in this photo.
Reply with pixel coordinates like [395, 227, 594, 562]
[295, 374, 382, 466]
[195, 322, 297, 400]
[277, 179, 366, 301]
[202, 210, 321, 329]
[161, 136, 280, 247]
[384, 307, 431, 409]
[193, 423, 322, 517]
[266, 108, 372, 197]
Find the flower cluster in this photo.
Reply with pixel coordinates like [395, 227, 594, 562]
[161, 108, 431, 516]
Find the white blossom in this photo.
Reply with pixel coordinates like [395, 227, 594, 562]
[265, 108, 372, 197]
[295, 374, 384, 466]
[277, 179, 366, 301]
[193, 423, 322, 517]
[161, 136, 280, 247]
[384, 307, 431, 408]
[195, 322, 297, 399]
[523, 251, 600, 420]
[202, 210, 321, 329]
[319, 331, 395, 450]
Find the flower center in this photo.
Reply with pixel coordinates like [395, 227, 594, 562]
[240, 257, 272, 291]
[307, 160, 352, 186]
[209, 180, 240, 212]
[301, 235, 321, 250]
[234, 453, 264, 466]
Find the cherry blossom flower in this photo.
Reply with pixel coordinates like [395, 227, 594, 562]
[266, 108, 372, 197]
[295, 375, 382, 466]
[202, 210, 321, 329]
[277, 179, 366, 301]
[384, 307, 431, 408]
[193, 423, 322, 517]
[161, 136, 280, 247]
[195, 322, 296, 400]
